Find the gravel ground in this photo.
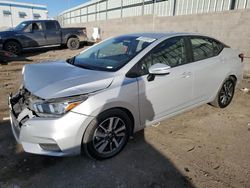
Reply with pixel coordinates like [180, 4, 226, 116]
[0, 47, 249, 188]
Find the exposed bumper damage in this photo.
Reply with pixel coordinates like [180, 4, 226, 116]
[9, 88, 93, 156]
[9, 88, 36, 143]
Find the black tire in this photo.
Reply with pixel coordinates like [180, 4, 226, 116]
[67, 37, 80, 50]
[210, 77, 235, 108]
[4, 41, 21, 54]
[82, 109, 132, 160]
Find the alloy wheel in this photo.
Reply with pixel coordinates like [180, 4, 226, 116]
[219, 80, 234, 106]
[93, 117, 127, 154]
[6, 43, 18, 54]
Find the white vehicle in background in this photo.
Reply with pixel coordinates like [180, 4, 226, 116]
[9, 32, 244, 159]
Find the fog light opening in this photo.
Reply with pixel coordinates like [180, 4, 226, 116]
[39, 143, 61, 152]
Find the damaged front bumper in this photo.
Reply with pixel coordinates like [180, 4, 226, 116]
[8, 90, 93, 156]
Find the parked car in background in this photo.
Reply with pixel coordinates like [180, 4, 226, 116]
[0, 20, 88, 54]
[9, 32, 244, 159]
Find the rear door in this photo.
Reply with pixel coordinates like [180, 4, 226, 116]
[44, 21, 61, 45]
[188, 36, 226, 103]
[22, 22, 46, 47]
[134, 36, 194, 126]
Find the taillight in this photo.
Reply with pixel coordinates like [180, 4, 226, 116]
[239, 53, 244, 62]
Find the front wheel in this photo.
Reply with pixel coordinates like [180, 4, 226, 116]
[211, 77, 235, 108]
[4, 41, 21, 54]
[82, 109, 132, 160]
[67, 37, 80, 50]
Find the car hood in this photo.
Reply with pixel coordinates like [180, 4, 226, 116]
[23, 60, 114, 99]
[0, 30, 15, 37]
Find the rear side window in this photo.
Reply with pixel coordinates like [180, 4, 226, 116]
[45, 22, 58, 31]
[212, 40, 224, 55]
[191, 37, 214, 61]
[190, 37, 224, 62]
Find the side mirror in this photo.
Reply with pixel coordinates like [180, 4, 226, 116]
[147, 63, 171, 81]
[149, 63, 171, 75]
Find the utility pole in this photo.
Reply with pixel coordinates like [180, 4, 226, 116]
[152, 0, 156, 31]
[173, 0, 177, 16]
[10, 5, 13, 28]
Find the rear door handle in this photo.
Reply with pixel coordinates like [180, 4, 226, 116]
[181, 72, 192, 78]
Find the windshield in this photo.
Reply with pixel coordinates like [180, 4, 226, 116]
[15, 22, 29, 31]
[73, 36, 156, 72]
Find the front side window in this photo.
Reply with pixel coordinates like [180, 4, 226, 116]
[191, 37, 214, 61]
[24, 22, 43, 32]
[72, 36, 155, 71]
[134, 37, 187, 76]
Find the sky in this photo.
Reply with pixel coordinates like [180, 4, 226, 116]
[5, 0, 89, 17]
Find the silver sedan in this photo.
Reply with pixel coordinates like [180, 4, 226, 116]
[9, 32, 244, 159]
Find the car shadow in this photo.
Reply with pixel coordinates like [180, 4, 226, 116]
[0, 119, 193, 187]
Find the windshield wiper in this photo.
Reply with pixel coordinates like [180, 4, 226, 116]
[75, 64, 96, 70]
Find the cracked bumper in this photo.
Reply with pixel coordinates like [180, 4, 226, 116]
[9, 96, 94, 157]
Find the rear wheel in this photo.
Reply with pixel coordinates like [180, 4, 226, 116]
[4, 41, 21, 54]
[67, 37, 80, 50]
[83, 109, 132, 160]
[211, 77, 235, 108]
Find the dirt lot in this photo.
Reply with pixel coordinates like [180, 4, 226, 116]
[0, 47, 249, 188]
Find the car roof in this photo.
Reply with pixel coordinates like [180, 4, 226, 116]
[22, 20, 57, 23]
[122, 32, 208, 39]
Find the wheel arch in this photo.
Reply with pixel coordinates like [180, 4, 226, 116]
[229, 74, 237, 84]
[80, 106, 136, 158]
[113, 107, 135, 135]
[66, 35, 79, 42]
[3, 39, 22, 48]
[209, 74, 238, 106]
[91, 107, 135, 136]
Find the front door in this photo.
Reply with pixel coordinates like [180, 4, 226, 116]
[135, 36, 194, 126]
[21, 22, 46, 47]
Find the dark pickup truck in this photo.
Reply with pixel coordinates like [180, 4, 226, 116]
[0, 20, 87, 54]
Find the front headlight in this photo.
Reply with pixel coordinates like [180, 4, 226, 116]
[32, 95, 87, 117]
